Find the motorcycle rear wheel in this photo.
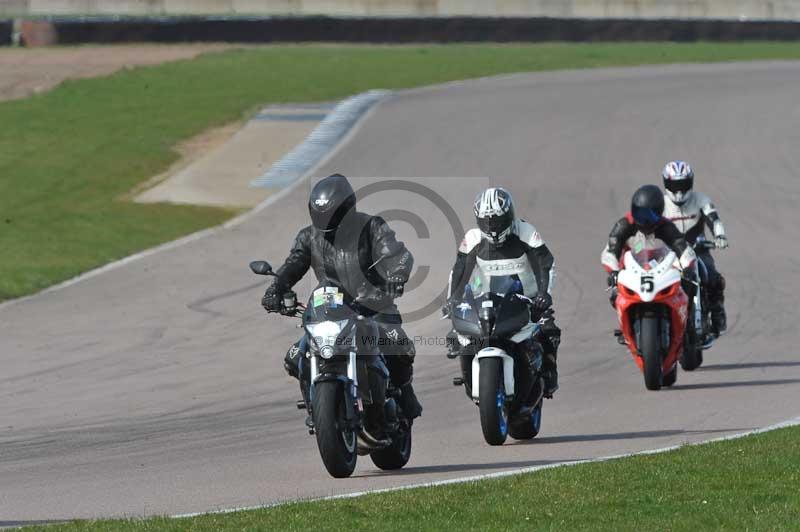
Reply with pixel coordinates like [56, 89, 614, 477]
[509, 403, 542, 440]
[370, 423, 412, 470]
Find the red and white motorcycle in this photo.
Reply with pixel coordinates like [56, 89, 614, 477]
[613, 246, 691, 390]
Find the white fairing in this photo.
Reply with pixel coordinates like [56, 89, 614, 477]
[618, 250, 682, 303]
[471, 347, 515, 400]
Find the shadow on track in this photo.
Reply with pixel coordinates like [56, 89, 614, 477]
[699, 361, 800, 371]
[358, 458, 570, 477]
[672, 378, 800, 390]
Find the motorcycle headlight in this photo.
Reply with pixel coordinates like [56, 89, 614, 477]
[320, 345, 335, 359]
[306, 320, 347, 357]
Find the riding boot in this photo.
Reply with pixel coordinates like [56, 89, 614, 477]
[710, 300, 727, 336]
[542, 353, 559, 398]
[399, 382, 423, 419]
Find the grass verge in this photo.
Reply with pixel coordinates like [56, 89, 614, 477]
[21, 423, 800, 531]
[3, 42, 800, 300]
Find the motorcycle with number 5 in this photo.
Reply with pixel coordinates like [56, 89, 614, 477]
[250, 260, 412, 478]
[613, 246, 690, 390]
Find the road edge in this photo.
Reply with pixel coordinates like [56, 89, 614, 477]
[172, 415, 800, 519]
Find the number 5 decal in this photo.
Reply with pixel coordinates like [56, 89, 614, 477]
[641, 275, 655, 293]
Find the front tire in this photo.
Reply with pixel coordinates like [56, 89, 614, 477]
[479, 358, 509, 445]
[312, 381, 357, 478]
[640, 315, 662, 391]
[370, 423, 412, 470]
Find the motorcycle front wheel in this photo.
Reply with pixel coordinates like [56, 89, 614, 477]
[640, 315, 663, 391]
[312, 381, 357, 478]
[479, 358, 509, 445]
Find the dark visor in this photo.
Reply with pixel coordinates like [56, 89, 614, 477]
[632, 206, 661, 227]
[664, 178, 693, 194]
[477, 213, 511, 234]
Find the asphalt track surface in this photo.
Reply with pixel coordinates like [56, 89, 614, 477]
[2, 62, 800, 523]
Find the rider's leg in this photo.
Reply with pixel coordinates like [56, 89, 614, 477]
[377, 311, 422, 419]
[699, 250, 727, 334]
[536, 308, 561, 398]
[284, 337, 308, 379]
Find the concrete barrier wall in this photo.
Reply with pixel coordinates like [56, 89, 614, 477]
[3, 0, 800, 20]
[17, 16, 800, 45]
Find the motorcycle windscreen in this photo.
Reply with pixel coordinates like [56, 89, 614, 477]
[465, 270, 524, 298]
[630, 245, 671, 272]
[462, 272, 528, 337]
[304, 285, 353, 322]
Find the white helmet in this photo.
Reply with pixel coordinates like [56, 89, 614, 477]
[474, 187, 515, 245]
[662, 160, 694, 206]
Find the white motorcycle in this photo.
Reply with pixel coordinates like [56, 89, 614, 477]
[448, 273, 545, 445]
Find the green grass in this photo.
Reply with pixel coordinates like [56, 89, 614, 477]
[22, 424, 800, 531]
[3, 42, 800, 300]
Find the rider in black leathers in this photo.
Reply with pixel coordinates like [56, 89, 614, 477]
[262, 174, 422, 419]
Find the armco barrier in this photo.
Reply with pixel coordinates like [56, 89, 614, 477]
[42, 16, 800, 44]
[0, 19, 12, 45]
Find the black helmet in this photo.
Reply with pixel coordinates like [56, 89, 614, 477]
[631, 184, 665, 233]
[308, 174, 356, 233]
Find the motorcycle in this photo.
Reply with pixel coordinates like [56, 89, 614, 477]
[448, 272, 545, 446]
[613, 245, 690, 390]
[250, 260, 412, 478]
[681, 238, 719, 372]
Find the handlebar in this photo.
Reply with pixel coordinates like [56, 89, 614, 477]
[693, 240, 716, 251]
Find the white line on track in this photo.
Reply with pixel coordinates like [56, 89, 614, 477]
[172, 415, 800, 519]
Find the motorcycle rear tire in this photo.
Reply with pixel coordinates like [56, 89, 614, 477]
[370, 424, 412, 470]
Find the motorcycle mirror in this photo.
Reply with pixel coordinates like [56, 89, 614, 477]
[249, 261, 274, 276]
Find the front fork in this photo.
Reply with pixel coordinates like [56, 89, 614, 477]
[307, 351, 361, 431]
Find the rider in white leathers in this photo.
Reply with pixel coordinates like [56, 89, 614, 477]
[661, 161, 728, 334]
[448, 187, 560, 398]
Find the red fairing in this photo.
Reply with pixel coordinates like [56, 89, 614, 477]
[615, 280, 689, 376]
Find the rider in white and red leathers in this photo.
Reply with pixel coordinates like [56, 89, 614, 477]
[661, 161, 728, 334]
[448, 187, 560, 398]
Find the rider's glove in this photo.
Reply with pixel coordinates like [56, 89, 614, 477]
[532, 292, 553, 311]
[385, 276, 406, 298]
[607, 271, 619, 288]
[715, 235, 729, 250]
[261, 282, 284, 312]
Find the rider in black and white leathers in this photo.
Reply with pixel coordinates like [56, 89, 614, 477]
[661, 161, 728, 334]
[448, 188, 560, 398]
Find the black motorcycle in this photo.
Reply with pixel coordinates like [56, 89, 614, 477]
[250, 260, 412, 478]
[449, 273, 545, 446]
[681, 238, 718, 371]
